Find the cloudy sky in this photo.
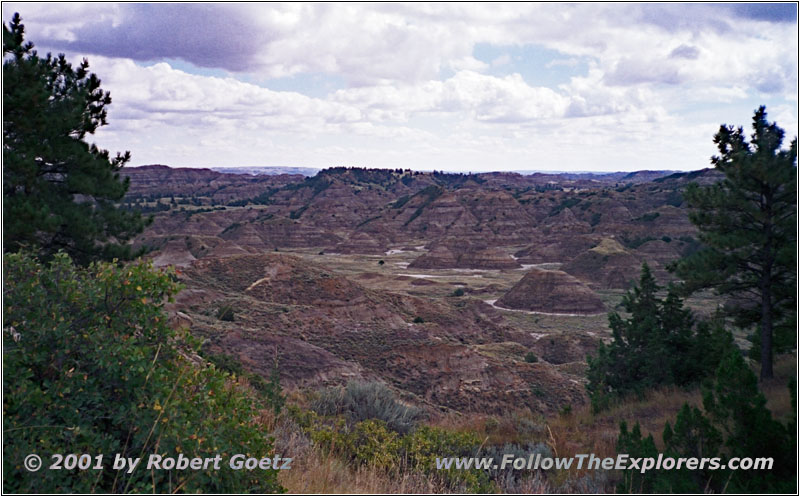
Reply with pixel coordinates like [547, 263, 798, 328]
[3, 3, 798, 172]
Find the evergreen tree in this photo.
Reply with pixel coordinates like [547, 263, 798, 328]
[3, 14, 147, 265]
[615, 348, 795, 493]
[671, 107, 797, 379]
[586, 264, 731, 411]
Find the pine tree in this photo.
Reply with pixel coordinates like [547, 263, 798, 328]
[617, 348, 795, 494]
[672, 106, 797, 379]
[3, 14, 147, 265]
[586, 263, 730, 411]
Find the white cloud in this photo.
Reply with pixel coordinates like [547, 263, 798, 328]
[4, 3, 797, 172]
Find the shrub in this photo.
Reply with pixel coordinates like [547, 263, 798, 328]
[451, 287, 466, 297]
[634, 212, 661, 223]
[482, 442, 552, 488]
[311, 419, 401, 470]
[2, 252, 282, 493]
[402, 425, 494, 492]
[312, 381, 425, 434]
[216, 304, 235, 322]
[524, 352, 538, 363]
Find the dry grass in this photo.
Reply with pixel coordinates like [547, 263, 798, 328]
[264, 351, 796, 495]
[760, 353, 796, 422]
[278, 447, 457, 494]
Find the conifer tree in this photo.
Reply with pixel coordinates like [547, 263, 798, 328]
[616, 349, 795, 493]
[3, 14, 147, 264]
[672, 107, 797, 379]
[586, 264, 730, 411]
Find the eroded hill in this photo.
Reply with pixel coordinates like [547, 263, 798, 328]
[126, 165, 721, 415]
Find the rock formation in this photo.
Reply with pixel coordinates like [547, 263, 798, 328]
[495, 268, 605, 314]
[562, 238, 643, 289]
[409, 240, 520, 269]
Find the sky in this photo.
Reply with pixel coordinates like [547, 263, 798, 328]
[3, 3, 798, 172]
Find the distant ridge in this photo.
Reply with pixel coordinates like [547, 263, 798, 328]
[210, 166, 320, 177]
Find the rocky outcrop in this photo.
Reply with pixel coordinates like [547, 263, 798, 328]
[496, 268, 605, 314]
[541, 208, 592, 235]
[514, 235, 598, 264]
[122, 164, 302, 202]
[176, 253, 588, 414]
[562, 239, 643, 289]
[408, 246, 460, 269]
[409, 240, 520, 270]
[220, 218, 341, 248]
[332, 232, 388, 254]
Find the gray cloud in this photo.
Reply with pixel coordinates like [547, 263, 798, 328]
[669, 44, 700, 60]
[604, 58, 684, 86]
[728, 3, 797, 23]
[28, 4, 269, 71]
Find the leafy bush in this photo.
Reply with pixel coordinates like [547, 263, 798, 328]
[524, 352, 538, 363]
[482, 442, 552, 489]
[204, 351, 285, 415]
[307, 416, 492, 492]
[310, 419, 401, 470]
[2, 252, 283, 493]
[451, 287, 466, 297]
[312, 381, 425, 434]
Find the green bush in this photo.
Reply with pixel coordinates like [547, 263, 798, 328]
[634, 212, 660, 223]
[451, 287, 466, 297]
[2, 252, 282, 493]
[402, 425, 493, 492]
[311, 419, 400, 470]
[204, 351, 285, 416]
[524, 352, 538, 363]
